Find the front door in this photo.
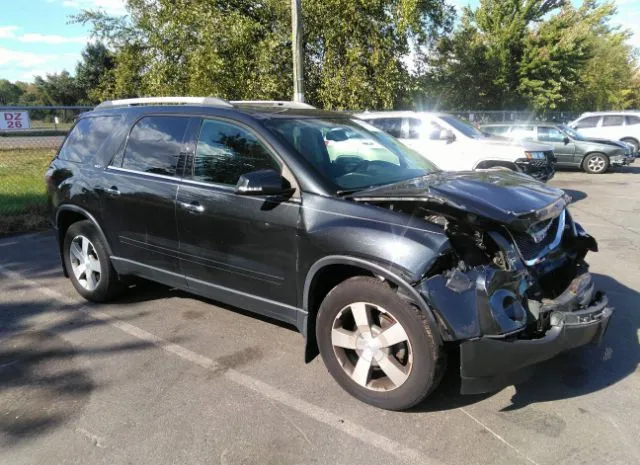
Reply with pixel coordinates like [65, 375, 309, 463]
[176, 117, 301, 322]
[100, 115, 191, 283]
[537, 126, 575, 166]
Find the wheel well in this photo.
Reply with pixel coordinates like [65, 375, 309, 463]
[474, 160, 518, 171]
[304, 264, 374, 362]
[56, 210, 88, 277]
[621, 137, 638, 145]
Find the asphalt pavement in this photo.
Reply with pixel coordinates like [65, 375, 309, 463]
[1, 167, 640, 465]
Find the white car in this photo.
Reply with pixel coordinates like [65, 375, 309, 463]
[355, 111, 556, 182]
[568, 111, 640, 153]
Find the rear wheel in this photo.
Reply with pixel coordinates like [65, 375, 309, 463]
[63, 220, 122, 302]
[583, 153, 609, 174]
[316, 276, 444, 410]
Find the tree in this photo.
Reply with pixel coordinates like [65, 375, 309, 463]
[74, 0, 454, 109]
[422, 0, 640, 112]
[33, 71, 83, 106]
[75, 41, 116, 103]
[0, 79, 24, 105]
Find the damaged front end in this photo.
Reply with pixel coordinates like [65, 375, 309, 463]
[351, 173, 613, 394]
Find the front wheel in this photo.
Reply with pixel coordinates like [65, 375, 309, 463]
[583, 153, 609, 174]
[316, 276, 444, 410]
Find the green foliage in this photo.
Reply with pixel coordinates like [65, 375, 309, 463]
[424, 0, 639, 112]
[75, 0, 454, 109]
[0, 80, 24, 105]
[75, 42, 116, 104]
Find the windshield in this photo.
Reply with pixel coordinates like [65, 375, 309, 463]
[263, 117, 438, 191]
[561, 124, 585, 140]
[439, 115, 486, 139]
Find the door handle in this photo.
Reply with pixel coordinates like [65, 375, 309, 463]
[179, 201, 204, 213]
[105, 186, 120, 196]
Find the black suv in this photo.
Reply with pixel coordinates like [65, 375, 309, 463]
[46, 98, 613, 410]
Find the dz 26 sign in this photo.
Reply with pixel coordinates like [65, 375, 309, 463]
[0, 111, 32, 130]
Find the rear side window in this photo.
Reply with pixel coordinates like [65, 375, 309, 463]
[58, 116, 119, 163]
[602, 115, 624, 127]
[575, 116, 600, 129]
[625, 115, 640, 125]
[192, 119, 279, 185]
[369, 118, 403, 138]
[120, 116, 189, 176]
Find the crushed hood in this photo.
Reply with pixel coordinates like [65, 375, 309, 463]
[582, 137, 628, 150]
[349, 170, 568, 228]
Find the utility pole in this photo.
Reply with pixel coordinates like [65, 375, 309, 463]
[291, 0, 304, 103]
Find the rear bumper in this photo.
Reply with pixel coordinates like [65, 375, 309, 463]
[459, 273, 613, 394]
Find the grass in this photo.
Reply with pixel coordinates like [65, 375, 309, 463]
[30, 120, 74, 131]
[0, 148, 55, 236]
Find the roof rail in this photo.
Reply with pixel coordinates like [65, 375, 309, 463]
[230, 100, 315, 109]
[95, 96, 233, 109]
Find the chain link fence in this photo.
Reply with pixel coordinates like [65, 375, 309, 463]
[0, 106, 91, 150]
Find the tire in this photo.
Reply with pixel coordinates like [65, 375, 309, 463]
[621, 138, 639, 153]
[583, 153, 609, 174]
[316, 276, 444, 410]
[63, 220, 122, 302]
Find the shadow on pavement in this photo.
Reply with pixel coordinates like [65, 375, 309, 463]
[413, 273, 639, 412]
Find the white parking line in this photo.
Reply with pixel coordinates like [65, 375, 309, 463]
[0, 263, 442, 465]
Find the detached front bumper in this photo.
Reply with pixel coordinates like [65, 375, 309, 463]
[610, 155, 635, 166]
[459, 272, 613, 394]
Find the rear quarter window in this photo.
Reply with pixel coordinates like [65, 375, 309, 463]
[58, 116, 120, 164]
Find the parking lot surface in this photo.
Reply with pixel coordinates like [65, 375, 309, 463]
[1, 167, 640, 465]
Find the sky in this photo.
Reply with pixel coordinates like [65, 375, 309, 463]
[0, 0, 639, 83]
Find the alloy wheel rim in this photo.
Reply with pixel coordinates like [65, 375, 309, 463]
[331, 302, 413, 391]
[587, 156, 606, 172]
[69, 235, 101, 291]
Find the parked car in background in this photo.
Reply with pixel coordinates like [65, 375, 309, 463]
[46, 97, 612, 410]
[356, 111, 556, 182]
[481, 122, 635, 174]
[568, 111, 640, 153]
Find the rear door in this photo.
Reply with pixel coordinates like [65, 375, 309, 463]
[175, 117, 301, 320]
[573, 115, 601, 137]
[537, 126, 575, 165]
[600, 115, 625, 139]
[100, 115, 191, 284]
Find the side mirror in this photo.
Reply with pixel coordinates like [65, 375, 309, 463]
[235, 169, 293, 196]
[563, 136, 570, 145]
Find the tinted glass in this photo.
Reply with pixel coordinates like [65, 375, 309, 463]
[625, 115, 640, 125]
[575, 116, 600, 128]
[58, 116, 119, 163]
[121, 116, 189, 176]
[538, 126, 566, 142]
[603, 115, 624, 127]
[405, 118, 423, 139]
[264, 117, 437, 191]
[370, 118, 402, 138]
[193, 119, 279, 185]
